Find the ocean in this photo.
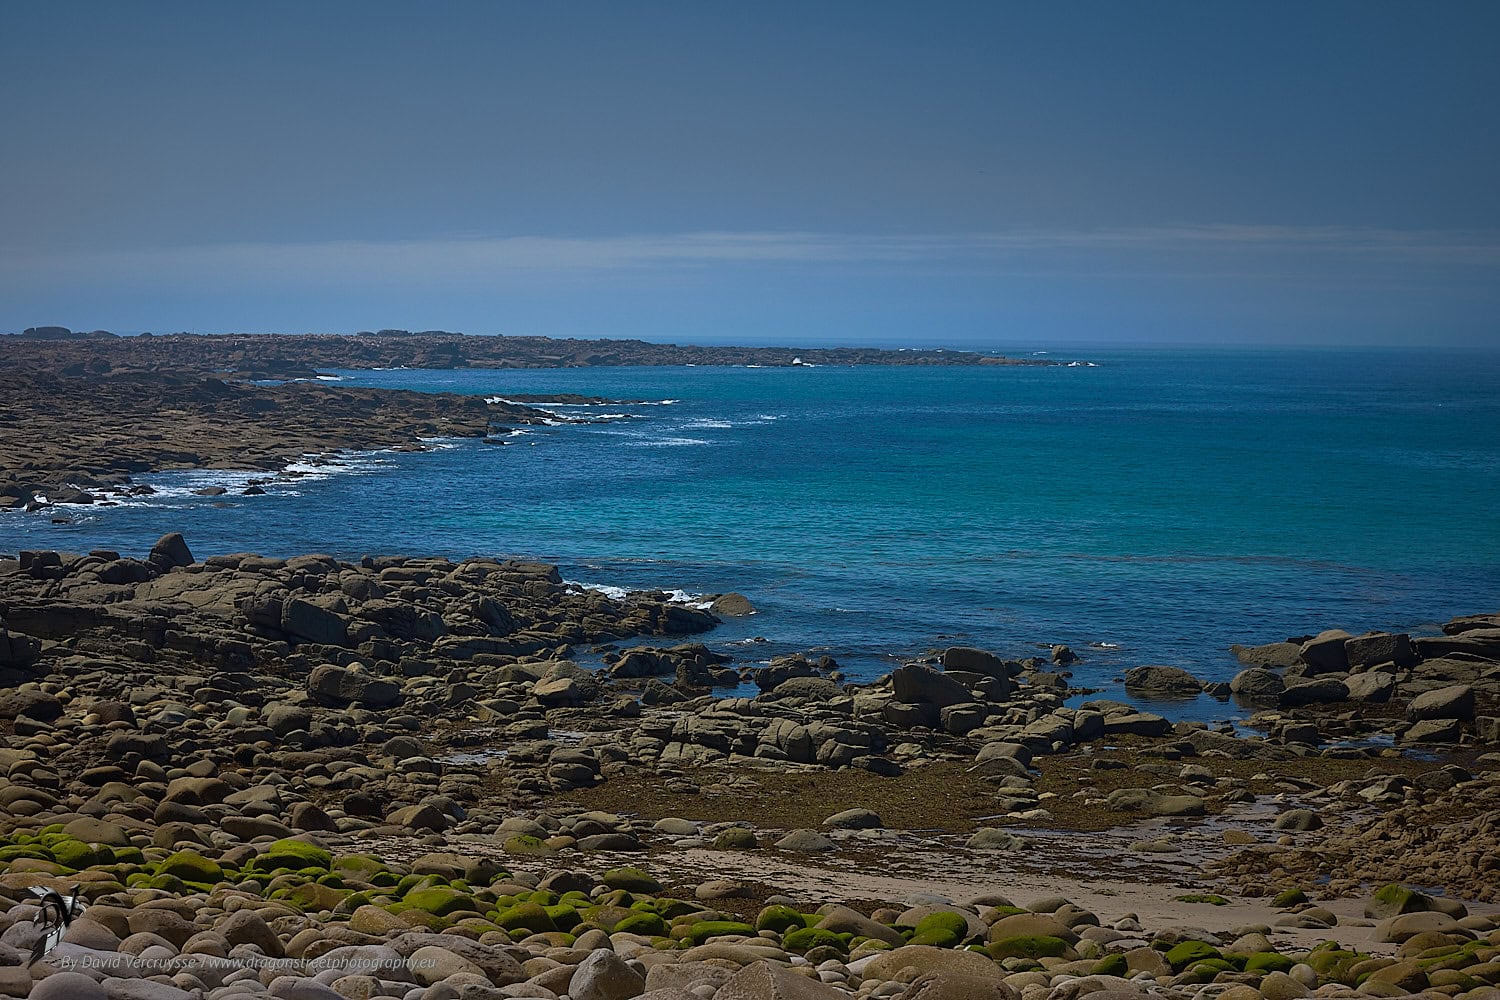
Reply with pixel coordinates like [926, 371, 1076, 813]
[5, 347, 1498, 721]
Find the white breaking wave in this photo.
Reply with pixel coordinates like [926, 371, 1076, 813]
[564, 581, 713, 609]
[627, 437, 710, 447]
[684, 419, 733, 429]
[664, 589, 714, 609]
[564, 580, 630, 600]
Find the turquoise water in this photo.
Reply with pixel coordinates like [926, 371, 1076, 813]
[4, 348, 1498, 708]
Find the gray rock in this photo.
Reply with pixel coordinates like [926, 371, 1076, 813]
[1279, 678, 1349, 706]
[775, 829, 836, 852]
[967, 828, 1027, 851]
[892, 663, 972, 707]
[99, 978, 198, 1000]
[1230, 667, 1285, 701]
[823, 808, 882, 829]
[534, 675, 586, 706]
[1105, 788, 1206, 816]
[941, 647, 1013, 687]
[1298, 629, 1354, 673]
[307, 663, 401, 708]
[33, 972, 109, 1000]
[1123, 665, 1203, 696]
[1408, 684, 1476, 721]
[645, 962, 735, 992]
[149, 532, 194, 570]
[1345, 671, 1396, 703]
[268, 978, 347, 1000]
[1099, 712, 1170, 737]
[1274, 809, 1324, 831]
[1231, 642, 1302, 669]
[1344, 632, 1416, 669]
[281, 598, 350, 646]
[816, 905, 905, 946]
[771, 677, 840, 701]
[710, 593, 756, 616]
[1403, 718, 1461, 743]
[570, 949, 647, 1000]
[719, 961, 851, 998]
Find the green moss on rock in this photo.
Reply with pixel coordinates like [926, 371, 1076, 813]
[494, 901, 556, 936]
[989, 935, 1072, 960]
[602, 866, 662, 893]
[158, 850, 224, 885]
[686, 920, 757, 945]
[1245, 952, 1296, 974]
[910, 911, 969, 948]
[503, 834, 555, 856]
[252, 839, 331, 873]
[1166, 940, 1223, 971]
[544, 904, 581, 932]
[613, 911, 667, 936]
[1092, 954, 1129, 976]
[784, 927, 849, 952]
[400, 887, 478, 917]
[755, 905, 807, 935]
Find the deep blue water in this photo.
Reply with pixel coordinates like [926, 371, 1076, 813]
[4, 348, 1498, 718]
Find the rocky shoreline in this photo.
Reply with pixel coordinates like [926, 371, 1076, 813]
[0, 326, 1062, 505]
[0, 535, 1496, 999]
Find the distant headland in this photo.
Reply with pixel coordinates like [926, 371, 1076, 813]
[2, 326, 1054, 376]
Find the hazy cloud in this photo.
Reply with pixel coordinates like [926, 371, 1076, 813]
[5, 225, 1497, 291]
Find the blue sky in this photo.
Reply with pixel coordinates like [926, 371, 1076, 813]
[2, 1, 1497, 347]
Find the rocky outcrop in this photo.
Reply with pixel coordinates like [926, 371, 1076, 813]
[1123, 665, 1203, 696]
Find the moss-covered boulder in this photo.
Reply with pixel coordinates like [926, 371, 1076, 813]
[1166, 940, 1223, 971]
[613, 911, 666, 937]
[910, 911, 969, 948]
[1304, 943, 1365, 986]
[601, 866, 662, 893]
[652, 898, 699, 920]
[1366, 884, 1435, 919]
[494, 901, 556, 936]
[579, 905, 635, 932]
[157, 850, 224, 885]
[1272, 888, 1309, 908]
[281, 881, 348, 912]
[1092, 954, 1129, 976]
[349, 904, 409, 936]
[111, 846, 145, 865]
[755, 904, 807, 935]
[399, 887, 479, 917]
[0, 844, 52, 864]
[51, 839, 108, 870]
[712, 828, 758, 850]
[146, 873, 186, 893]
[333, 854, 388, 882]
[686, 920, 757, 945]
[503, 835, 555, 856]
[544, 904, 581, 932]
[252, 838, 332, 873]
[784, 927, 849, 953]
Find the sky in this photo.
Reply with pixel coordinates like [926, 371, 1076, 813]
[2, 1, 1497, 348]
